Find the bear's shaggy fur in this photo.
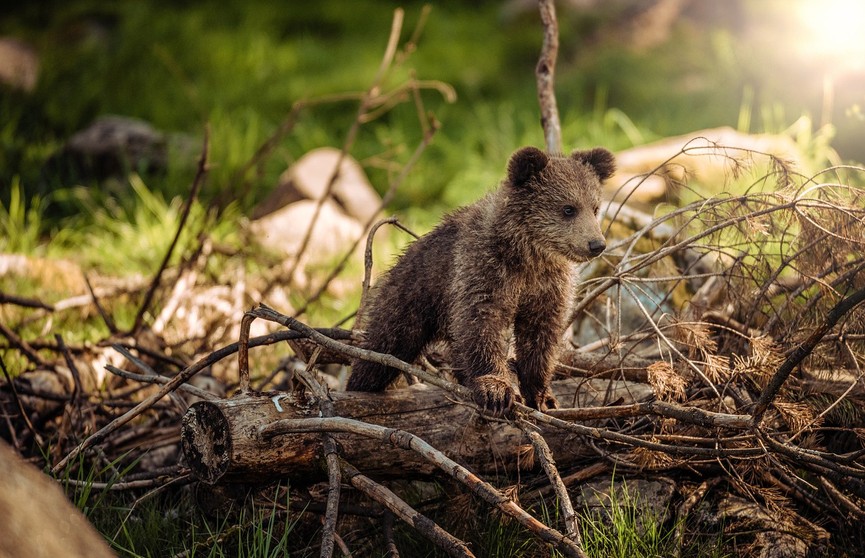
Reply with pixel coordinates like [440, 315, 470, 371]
[347, 146, 615, 414]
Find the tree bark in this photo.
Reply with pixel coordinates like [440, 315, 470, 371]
[181, 377, 653, 485]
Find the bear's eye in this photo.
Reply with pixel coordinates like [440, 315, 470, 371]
[563, 205, 577, 218]
[593, 205, 600, 216]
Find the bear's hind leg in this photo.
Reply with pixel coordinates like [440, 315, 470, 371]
[347, 310, 434, 392]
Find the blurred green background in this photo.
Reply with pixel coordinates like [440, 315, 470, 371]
[1, 0, 864, 232]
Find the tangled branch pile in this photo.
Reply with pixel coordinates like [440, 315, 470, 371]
[3, 140, 864, 557]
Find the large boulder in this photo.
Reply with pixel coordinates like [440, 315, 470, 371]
[250, 198, 364, 262]
[0, 440, 114, 558]
[606, 126, 805, 204]
[253, 147, 381, 223]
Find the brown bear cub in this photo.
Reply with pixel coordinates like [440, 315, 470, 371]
[347, 146, 615, 414]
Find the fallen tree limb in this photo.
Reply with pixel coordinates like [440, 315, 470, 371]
[180, 377, 653, 484]
[521, 422, 583, 550]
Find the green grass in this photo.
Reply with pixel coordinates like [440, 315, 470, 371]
[375, 477, 731, 558]
[0, 179, 45, 255]
[61, 458, 313, 558]
[577, 479, 728, 558]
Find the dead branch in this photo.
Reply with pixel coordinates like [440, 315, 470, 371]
[0, 356, 45, 449]
[521, 423, 585, 556]
[536, 0, 562, 152]
[752, 285, 865, 425]
[358, 217, 400, 325]
[817, 476, 865, 520]
[294, 353, 343, 558]
[547, 400, 750, 429]
[0, 291, 54, 311]
[82, 272, 118, 333]
[383, 511, 399, 558]
[250, 304, 463, 393]
[672, 477, 722, 558]
[339, 459, 474, 558]
[0, 320, 46, 367]
[104, 365, 215, 402]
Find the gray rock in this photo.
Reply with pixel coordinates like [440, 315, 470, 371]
[54, 115, 169, 180]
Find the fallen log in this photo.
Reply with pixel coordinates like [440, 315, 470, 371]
[181, 377, 653, 485]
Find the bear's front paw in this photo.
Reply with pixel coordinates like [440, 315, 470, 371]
[469, 375, 523, 416]
[524, 386, 558, 412]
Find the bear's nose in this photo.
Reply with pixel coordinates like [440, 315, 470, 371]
[588, 239, 606, 256]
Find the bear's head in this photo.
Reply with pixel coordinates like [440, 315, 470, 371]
[505, 146, 614, 262]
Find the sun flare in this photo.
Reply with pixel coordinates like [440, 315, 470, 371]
[796, 0, 865, 67]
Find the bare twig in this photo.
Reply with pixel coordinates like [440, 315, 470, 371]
[294, 349, 344, 558]
[0, 355, 45, 449]
[357, 217, 398, 326]
[0, 291, 54, 311]
[818, 476, 865, 520]
[63, 472, 191, 492]
[383, 510, 400, 558]
[321, 436, 342, 558]
[104, 365, 216, 402]
[547, 400, 750, 429]
[55, 334, 84, 403]
[0, 320, 46, 367]
[83, 272, 117, 334]
[250, 304, 465, 394]
[238, 311, 255, 394]
[672, 477, 722, 558]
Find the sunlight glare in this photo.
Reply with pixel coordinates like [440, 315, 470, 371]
[796, 0, 865, 70]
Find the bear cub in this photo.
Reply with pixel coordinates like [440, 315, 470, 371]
[347, 146, 615, 414]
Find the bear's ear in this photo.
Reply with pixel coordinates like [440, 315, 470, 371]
[508, 147, 549, 188]
[571, 147, 616, 181]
